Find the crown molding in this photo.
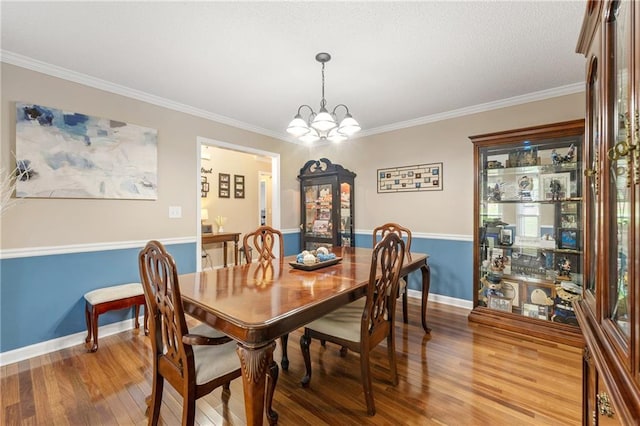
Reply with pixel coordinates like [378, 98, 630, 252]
[356, 82, 585, 138]
[1, 50, 284, 141]
[2, 50, 584, 143]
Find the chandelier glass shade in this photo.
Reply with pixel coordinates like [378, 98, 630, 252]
[286, 52, 361, 143]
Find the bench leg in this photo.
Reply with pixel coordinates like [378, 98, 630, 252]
[134, 304, 140, 329]
[90, 308, 99, 352]
[85, 302, 92, 345]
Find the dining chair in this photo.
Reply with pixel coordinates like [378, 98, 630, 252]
[138, 240, 242, 426]
[242, 225, 290, 370]
[299, 232, 405, 416]
[373, 222, 412, 323]
[242, 225, 284, 263]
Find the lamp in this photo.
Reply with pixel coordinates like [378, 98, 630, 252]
[286, 52, 361, 143]
[201, 209, 212, 234]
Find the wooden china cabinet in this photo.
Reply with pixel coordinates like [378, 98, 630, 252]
[575, 0, 640, 424]
[469, 120, 585, 347]
[298, 158, 355, 250]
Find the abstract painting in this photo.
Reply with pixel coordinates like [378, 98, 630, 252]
[15, 103, 158, 199]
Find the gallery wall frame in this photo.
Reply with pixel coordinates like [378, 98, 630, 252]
[201, 175, 209, 198]
[377, 162, 443, 193]
[234, 174, 245, 198]
[219, 173, 230, 198]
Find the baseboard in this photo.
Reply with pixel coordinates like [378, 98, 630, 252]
[0, 316, 143, 366]
[1, 292, 473, 366]
[406, 289, 473, 310]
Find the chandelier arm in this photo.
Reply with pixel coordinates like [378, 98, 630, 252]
[297, 104, 316, 117]
[331, 104, 351, 117]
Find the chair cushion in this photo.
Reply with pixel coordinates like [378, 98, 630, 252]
[305, 298, 366, 343]
[189, 323, 240, 385]
[84, 283, 143, 305]
[192, 339, 241, 385]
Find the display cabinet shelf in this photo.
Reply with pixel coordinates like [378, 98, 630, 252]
[469, 119, 585, 348]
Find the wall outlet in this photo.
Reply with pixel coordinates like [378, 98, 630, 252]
[169, 206, 182, 218]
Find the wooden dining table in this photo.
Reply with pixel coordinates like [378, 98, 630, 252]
[178, 246, 430, 425]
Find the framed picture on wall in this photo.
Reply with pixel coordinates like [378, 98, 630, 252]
[219, 173, 230, 198]
[234, 174, 245, 198]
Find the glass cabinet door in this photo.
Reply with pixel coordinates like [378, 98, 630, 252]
[338, 182, 353, 247]
[584, 55, 601, 309]
[477, 136, 582, 319]
[605, 0, 632, 340]
[302, 181, 333, 248]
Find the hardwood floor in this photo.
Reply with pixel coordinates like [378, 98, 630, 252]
[1, 300, 582, 425]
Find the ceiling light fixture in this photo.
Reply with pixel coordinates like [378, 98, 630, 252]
[287, 52, 361, 143]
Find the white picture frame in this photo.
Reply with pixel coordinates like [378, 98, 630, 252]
[541, 172, 571, 200]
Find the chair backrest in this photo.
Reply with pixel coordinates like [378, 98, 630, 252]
[242, 225, 284, 263]
[138, 240, 194, 390]
[362, 232, 405, 346]
[372, 222, 412, 255]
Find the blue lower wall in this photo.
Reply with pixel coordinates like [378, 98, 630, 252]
[354, 233, 472, 300]
[0, 233, 471, 354]
[0, 243, 195, 353]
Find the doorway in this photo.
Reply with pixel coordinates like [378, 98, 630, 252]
[259, 172, 272, 226]
[196, 137, 280, 271]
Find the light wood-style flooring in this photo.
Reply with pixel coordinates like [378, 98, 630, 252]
[1, 300, 582, 425]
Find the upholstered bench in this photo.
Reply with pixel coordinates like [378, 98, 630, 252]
[84, 282, 148, 352]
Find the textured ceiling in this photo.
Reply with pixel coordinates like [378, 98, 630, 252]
[1, 1, 587, 141]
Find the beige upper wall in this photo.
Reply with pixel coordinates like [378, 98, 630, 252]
[309, 93, 584, 236]
[0, 63, 313, 250]
[1, 62, 584, 249]
[200, 146, 271, 232]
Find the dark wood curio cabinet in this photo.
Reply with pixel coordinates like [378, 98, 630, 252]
[575, 0, 640, 424]
[298, 158, 355, 250]
[469, 120, 585, 348]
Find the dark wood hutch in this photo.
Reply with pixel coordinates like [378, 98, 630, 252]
[575, 0, 640, 423]
[298, 158, 355, 251]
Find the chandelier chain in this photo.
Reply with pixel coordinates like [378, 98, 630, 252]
[320, 62, 326, 109]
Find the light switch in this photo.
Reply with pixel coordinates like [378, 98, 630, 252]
[169, 206, 182, 218]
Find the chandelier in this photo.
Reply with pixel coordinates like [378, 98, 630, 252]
[286, 52, 361, 143]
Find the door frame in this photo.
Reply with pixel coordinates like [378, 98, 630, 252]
[196, 136, 281, 271]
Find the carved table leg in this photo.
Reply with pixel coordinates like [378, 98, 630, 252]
[421, 264, 431, 333]
[265, 358, 279, 425]
[237, 341, 277, 426]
